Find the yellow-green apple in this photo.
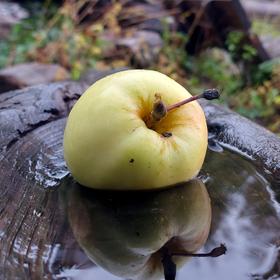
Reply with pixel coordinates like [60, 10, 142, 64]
[65, 179, 211, 280]
[64, 70, 219, 190]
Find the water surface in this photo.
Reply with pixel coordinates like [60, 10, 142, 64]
[56, 150, 280, 280]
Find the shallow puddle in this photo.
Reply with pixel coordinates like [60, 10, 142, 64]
[56, 150, 280, 280]
[1, 149, 280, 280]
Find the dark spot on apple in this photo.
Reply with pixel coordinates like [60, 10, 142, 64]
[136, 231, 140, 236]
[129, 158, 135, 163]
[162, 132, 172, 138]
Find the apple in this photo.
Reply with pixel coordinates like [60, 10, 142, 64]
[63, 70, 219, 190]
[65, 179, 211, 280]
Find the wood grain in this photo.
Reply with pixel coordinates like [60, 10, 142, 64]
[0, 82, 91, 279]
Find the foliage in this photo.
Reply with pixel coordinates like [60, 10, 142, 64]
[156, 25, 280, 134]
[252, 19, 280, 38]
[226, 31, 257, 62]
[226, 31, 258, 63]
[152, 19, 189, 84]
[0, 1, 105, 79]
[236, 65, 280, 132]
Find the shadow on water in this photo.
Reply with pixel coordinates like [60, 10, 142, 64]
[56, 149, 280, 280]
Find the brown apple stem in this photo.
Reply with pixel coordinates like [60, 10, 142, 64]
[166, 88, 220, 112]
[171, 243, 227, 258]
[165, 95, 201, 112]
[148, 89, 220, 129]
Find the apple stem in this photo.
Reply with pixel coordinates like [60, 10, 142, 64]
[147, 89, 220, 129]
[166, 88, 220, 112]
[171, 243, 227, 258]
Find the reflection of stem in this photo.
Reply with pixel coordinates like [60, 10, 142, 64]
[161, 244, 226, 280]
[172, 243, 227, 258]
[161, 248, 176, 280]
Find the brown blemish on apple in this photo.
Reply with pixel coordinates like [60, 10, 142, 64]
[144, 93, 167, 130]
[152, 94, 167, 121]
[129, 158, 135, 163]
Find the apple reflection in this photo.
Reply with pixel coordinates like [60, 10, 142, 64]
[64, 179, 211, 280]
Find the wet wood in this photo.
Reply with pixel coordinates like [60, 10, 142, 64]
[201, 100, 280, 186]
[0, 81, 91, 279]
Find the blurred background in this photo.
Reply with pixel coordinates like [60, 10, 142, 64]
[0, 0, 280, 134]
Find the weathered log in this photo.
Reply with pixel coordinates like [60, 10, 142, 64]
[200, 99, 280, 186]
[0, 81, 91, 279]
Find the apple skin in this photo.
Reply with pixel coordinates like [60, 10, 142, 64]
[65, 179, 211, 280]
[63, 70, 208, 190]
